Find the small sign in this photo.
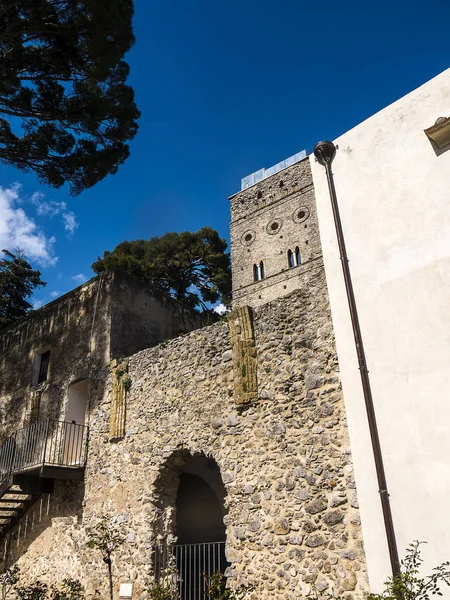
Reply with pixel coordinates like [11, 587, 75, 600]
[119, 583, 133, 598]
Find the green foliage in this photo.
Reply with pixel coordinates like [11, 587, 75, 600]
[0, 249, 46, 328]
[15, 581, 48, 600]
[86, 518, 123, 600]
[203, 572, 251, 600]
[51, 579, 85, 600]
[121, 374, 132, 392]
[368, 541, 450, 600]
[0, 0, 140, 194]
[306, 542, 450, 600]
[0, 566, 84, 600]
[86, 517, 124, 562]
[92, 227, 231, 312]
[0, 565, 19, 600]
[144, 582, 178, 600]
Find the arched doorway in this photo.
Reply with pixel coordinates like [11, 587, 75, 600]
[153, 452, 228, 599]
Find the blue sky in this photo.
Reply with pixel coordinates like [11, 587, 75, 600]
[0, 0, 449, 308]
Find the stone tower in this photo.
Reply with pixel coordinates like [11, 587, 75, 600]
[229, 153, 322, 307]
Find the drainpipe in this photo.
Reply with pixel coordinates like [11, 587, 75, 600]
[313, 141, 400, 578]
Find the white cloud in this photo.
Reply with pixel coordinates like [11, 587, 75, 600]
[62, 212, 78, 234]
[0, 184, 57, 266]
[50, 291, 60, 298]
[72, 273, 87, 284]
[31, 192, 78, 235]
[213, 303, 228, 315]
[32, 300, 43, 310]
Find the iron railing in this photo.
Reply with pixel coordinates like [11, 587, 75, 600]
[152, 541, 227, 600]
[0, 419, 89, 488]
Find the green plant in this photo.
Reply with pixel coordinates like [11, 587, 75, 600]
[86, 518, 124, 600]
[305, 541, 450, 600]
[0, 569, 84, 600]
[121, 374, 132, 392]
[52, 579, 85, 600]
[0, 565, 19, 600]
[115, 366, 127, 380]
[203, 572, 251, 600]
[145, 582, 178, 600]
[369, 541, 450, 600]
[15, 581, 48, 600]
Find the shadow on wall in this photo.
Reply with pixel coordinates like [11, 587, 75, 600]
[152, 450, 228, 544]
[1, 480, 85, 571]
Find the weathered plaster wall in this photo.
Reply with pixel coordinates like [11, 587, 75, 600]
[310, 67, 450, 590]
[6, 272, 369, 599]
[0, 270, 204, 441]
[230, 158, 323, 308]
[0, 275, 112, 439]
[110, 270, 204, 359]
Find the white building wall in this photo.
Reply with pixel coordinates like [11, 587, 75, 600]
[310, 67, 450, 592]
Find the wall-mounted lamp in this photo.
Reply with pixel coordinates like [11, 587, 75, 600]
[425, 116, 450, 149]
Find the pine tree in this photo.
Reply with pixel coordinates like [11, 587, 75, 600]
[0, 0, 140, 194]
[92, 227, 231, 311]
[0, 249, 46, 328]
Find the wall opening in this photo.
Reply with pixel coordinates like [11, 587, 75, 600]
[152, 451, 228, 599]
[32, 350, 51, 385]
[64, 379, 89, 464]
[66, 379, 89, 426]
[253, 261, 265, 282]
[288, 246, 301, 268]
[176, 456, 226, 544]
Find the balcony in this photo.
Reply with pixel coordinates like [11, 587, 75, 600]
[0, 419, 89, 537]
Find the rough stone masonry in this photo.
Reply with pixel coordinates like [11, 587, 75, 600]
[5, 265, 369, 599]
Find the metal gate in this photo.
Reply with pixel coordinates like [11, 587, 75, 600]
[152, 541, 227, 599]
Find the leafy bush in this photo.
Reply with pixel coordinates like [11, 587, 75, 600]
[306, 541, 450, 600]
[86, 517, 124, 562]
[369, 541, 450, 600]
[203, 572, 251, 600]
[15, 581, 48, 600]
[145, 582, 178, 600]
[0, 565, 19, 600]
[52, 579, 85, 600]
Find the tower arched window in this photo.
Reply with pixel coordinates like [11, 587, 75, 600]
[287, 249, 295, 268]
[253, 262, 265, 282]
[253, 263, 259, 281]
[288, 247, 301, 268]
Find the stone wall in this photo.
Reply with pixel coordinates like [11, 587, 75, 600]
[0, 270, 204, 442]
[110, 269, 204, 359]
[0, 274, 112, 440]
[5, 266, 369, 599]
[230, 158, 323, 308]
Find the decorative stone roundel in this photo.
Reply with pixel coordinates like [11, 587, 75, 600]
[241, 230, 256, 246]
[266, 219, 283, 235]
[292, 206, 310, 224]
